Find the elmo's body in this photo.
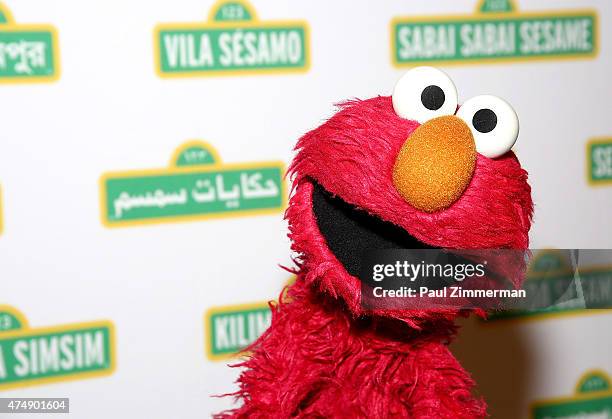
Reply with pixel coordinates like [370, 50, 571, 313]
[220, 69, 533, 418]
[223, 280, 482, 418]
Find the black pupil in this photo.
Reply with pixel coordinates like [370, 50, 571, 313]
[472, 108, 497, 133]
[421, 85, 445, 111]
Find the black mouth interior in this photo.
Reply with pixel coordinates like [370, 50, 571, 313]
[312, 181, 436, 277]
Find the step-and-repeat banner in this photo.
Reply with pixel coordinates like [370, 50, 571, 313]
[1, 0, 611, 417]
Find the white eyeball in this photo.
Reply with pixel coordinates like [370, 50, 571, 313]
[392, 66, 458, 123]
[456, 95, 519, 159]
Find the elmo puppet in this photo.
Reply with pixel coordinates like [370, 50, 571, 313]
[220, 67, 533, 418]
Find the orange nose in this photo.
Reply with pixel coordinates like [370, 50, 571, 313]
[392, 115, 476, 213]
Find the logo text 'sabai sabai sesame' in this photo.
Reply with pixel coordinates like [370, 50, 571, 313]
[155, 0, 310, 77]
[0, 306, 115, 390]
[100, 141, 286, 227]
[391, 0, 597, 66]
[0, 2, 59, 82]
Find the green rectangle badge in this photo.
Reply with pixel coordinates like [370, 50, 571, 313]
[0, 4, 60, 83]
[391, 7, 597, 66]
[588, 139, 612, 185]
[0, 307, 115, 391]
[154, 0, 310, 77]
[206, 303, 271, 360]
[104, 165, 284, 224]
[100, 141, 286, 227]
[158, 26, 308, 74]
[0, 30, 56, 78]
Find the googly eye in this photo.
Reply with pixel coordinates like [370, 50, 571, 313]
[456, 95, 519, 159]
[392, 66, 458, 123]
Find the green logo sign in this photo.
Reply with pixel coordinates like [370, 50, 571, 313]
[489, 250, 612, 321]
[0, 3, 59, 82]
[479, 0, 515, 13]
[0, 306, 115, 390]
[100, 140, 286, 227]
[588, 139, 612, 185]
[154, 0, 310, 77]
[391, 0, 597, 66]
[532, 370, 612, 418]
[206, 303, 271, 360]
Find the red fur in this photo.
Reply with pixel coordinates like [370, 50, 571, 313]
[219, 96, 533, 418]
[218, 281, 486, 418]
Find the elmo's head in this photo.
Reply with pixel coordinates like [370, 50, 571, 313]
[287, 67, 533, 325]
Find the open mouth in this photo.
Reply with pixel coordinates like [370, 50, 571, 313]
[312, 181, 436, 278]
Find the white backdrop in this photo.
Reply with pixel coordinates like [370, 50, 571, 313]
[1, 0, 611, 418]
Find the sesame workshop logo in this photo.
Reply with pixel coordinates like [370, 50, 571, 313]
[391, 0, 597, 66]
[531, 370, 612, 418]
[0, 306, 115, 390]
[99, 140, 285, 227]
[205, 303, 271, 360]
[154, 0, 310, 77]
[587, 138, 612, 186]
[0, 2, 59, 82]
